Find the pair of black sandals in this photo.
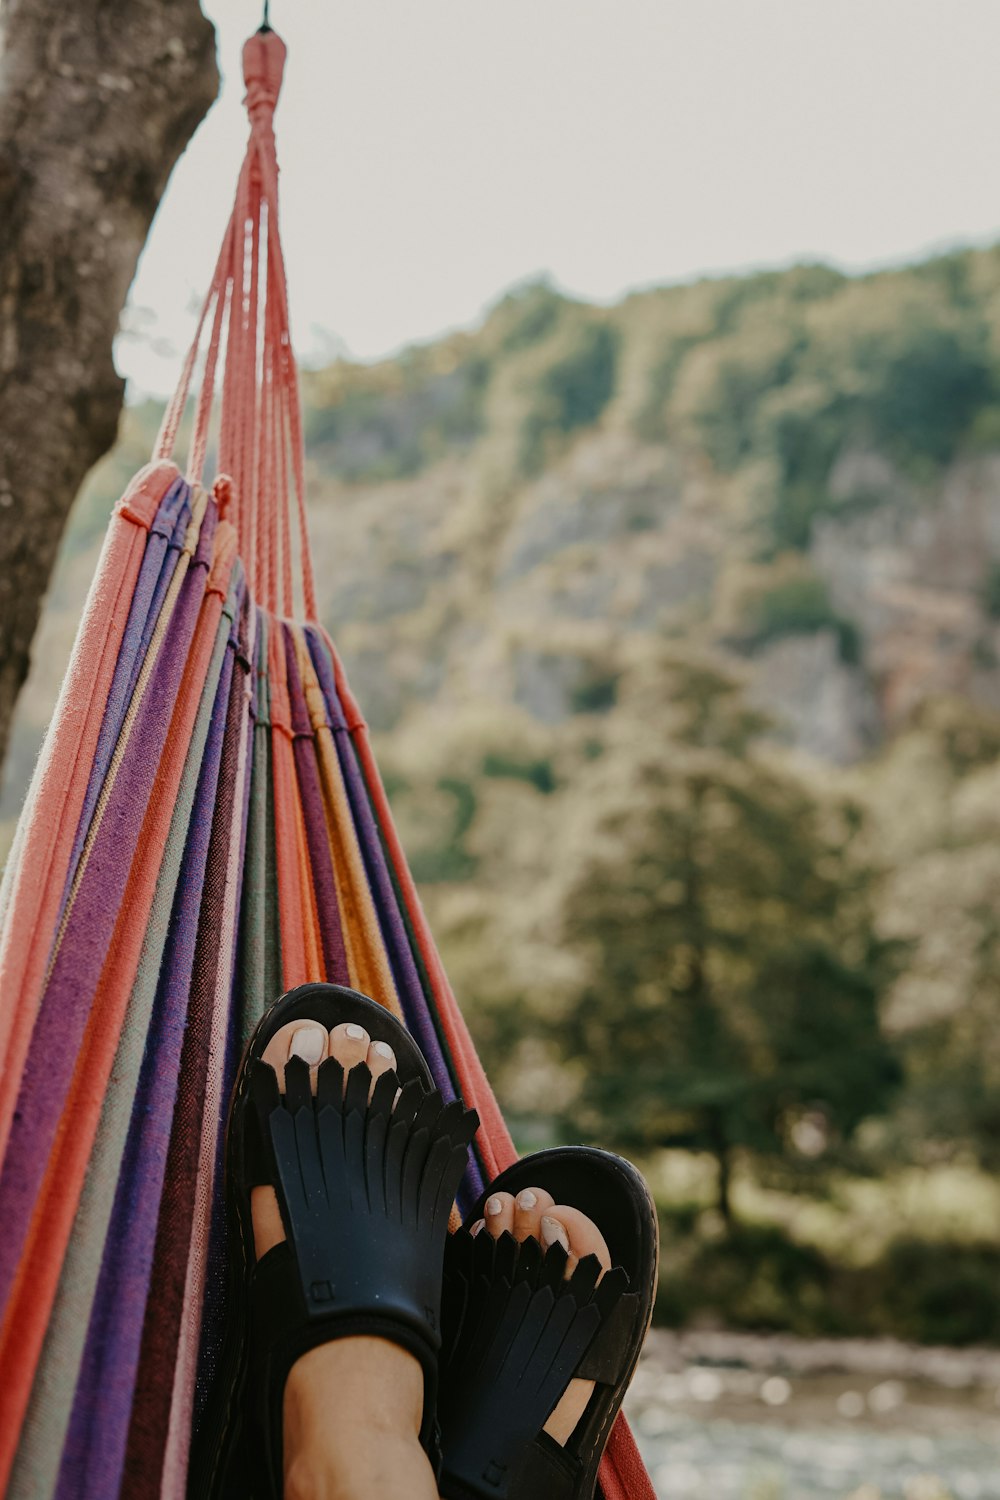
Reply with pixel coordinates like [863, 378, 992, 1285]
[194, 983, 658, 1500]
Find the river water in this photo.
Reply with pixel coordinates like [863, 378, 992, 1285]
[624, 1332, 1000, 1500]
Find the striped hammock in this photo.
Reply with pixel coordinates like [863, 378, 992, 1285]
[0, 28, 654, 1500]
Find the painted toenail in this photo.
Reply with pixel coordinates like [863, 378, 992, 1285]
[470, 1219, 486, 1237]
[516, 1190, 537, 1211]
[541, 1216, 569, 1251]
[372, 1040, 394, 1059]
[344, 1023, 366, 1040]
[486, 1196, 503, 1216]
[289, 1027, 325, 1065]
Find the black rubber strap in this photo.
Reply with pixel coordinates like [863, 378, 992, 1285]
[249, 1053, 478, 1489]
[438, 1229, 628, 1500]
[574, 1294, 641, 1383]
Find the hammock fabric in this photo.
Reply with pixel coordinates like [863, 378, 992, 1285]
[0, 30, 656, 1500]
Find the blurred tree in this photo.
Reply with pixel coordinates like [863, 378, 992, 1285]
[558, 655, 898, 1221]
[0, 0, 218, 769]
[871, 702, 1000, 1169]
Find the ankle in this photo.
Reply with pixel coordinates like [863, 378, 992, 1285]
[283, 1452, 333, 1500]
[284, 1427, 433, 1500]
[284, 1336, 425, 1442]
[282, 1336, 432, 1500]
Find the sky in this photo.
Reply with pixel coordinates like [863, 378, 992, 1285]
[121, 0, 1000, 397]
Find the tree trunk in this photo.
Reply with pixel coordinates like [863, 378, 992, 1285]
[0, 0, 218, 769]
[708, 1109, 733, 1226]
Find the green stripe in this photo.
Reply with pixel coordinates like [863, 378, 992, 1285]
[236, 611, 281, 1040]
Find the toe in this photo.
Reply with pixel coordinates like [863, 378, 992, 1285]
[542, 1205, 612, 1279]
[252, 1019, 330, 1260]
[365, 1038, 397, 1101]
[512, 1185, 555, 1242]
[526, 1198, 613, 1449]
[329, 1021, 371, 1077]
[260, 1020, 329, 1093]
[483, 1191, 516, 1239]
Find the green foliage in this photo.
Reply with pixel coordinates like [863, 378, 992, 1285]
[763, 393, 852, 550]
[914, 697, 1000, 776]
[637, 266, 846, 446]
[635, 334, 703, 443]
[982, 562, 1000, 620]
[656, 1219, 1000, 1344]
[556, 656, 898, 1217]
[743, 573, 861, 664]
[305, 353, 490, 482]
[711, 263, 848, 330]
[406, 776, 479, 884]
[692, 340, 804, 475]
[658, 1221, 839, 1335]
[638, 256, 1000, 551]
[543, 322, 619, 431]
[379, 768, 411, 802]
[879, 1237, 1000, 1344]
[569, 668, 619, 715]
[520, 321, 619, 472]
[481, 751, 557, 794]
[859, 322, 993, 463]
[860, 697, 1000, 1185]
[492, 278, 567, 352]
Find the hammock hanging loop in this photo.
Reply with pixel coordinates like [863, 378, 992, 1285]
[242, 27, 285, 133]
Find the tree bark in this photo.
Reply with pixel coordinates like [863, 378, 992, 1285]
[0, 0, 218, 769]
[708, 1109, 733, 1226]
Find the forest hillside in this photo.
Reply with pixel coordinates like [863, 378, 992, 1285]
[6, 246, 1000, 1340]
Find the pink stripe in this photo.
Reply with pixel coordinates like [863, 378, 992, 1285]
[0, 460, 178, 1165]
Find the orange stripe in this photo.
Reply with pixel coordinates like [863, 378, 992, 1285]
[291, 628, 400, 1011]
[292, 746, 325, 982]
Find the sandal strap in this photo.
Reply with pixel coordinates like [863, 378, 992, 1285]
[439, 1229, 628, 1500]
[249, 1054, 478, 1488]
[573, 1293, 642, 1382]
[440, 1443, 577, 1500]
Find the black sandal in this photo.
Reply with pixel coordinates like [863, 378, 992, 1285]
[193, 982, 479, 1500]
[437, 1147, 658, 1500]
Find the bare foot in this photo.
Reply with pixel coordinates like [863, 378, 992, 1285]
[466, 1187, 612, 1444]
[250, 1017, 398, 1259]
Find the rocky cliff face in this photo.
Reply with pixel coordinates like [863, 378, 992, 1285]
[813, 452, 1000, 739]
[301, 252, 1000, 771]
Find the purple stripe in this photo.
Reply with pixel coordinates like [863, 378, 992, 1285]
[284, 624, 349, 984]
[121, 592, 250, 1497]
[305, 628, 484, 1207]
[303, 629, 459, 1097]
[62, 479, 191, 917]
[122, 489, 195, 706]
[0, 506, 218, 1314]
[194, 587, 257, 1432]
[56, 599, 235, 1499]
